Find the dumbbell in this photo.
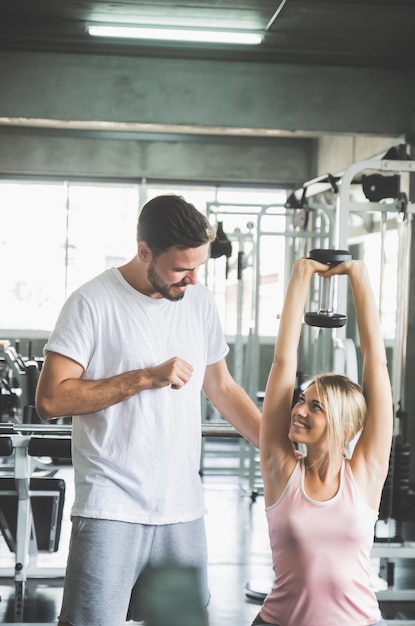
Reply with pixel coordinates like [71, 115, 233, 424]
[304, 249, 351, 328]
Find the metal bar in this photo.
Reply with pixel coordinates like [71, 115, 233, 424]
[371, 542, 415, 559]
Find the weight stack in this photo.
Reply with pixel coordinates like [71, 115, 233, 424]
[378, 435, 414, 529]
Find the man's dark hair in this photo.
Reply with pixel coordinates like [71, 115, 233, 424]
[137, 194, 216, 255]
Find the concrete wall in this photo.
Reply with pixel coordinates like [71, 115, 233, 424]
[1, 50, 414, 185]
[1, 51, 414, 135]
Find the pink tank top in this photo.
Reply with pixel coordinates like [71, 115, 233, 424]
[261, 458, 381, 626]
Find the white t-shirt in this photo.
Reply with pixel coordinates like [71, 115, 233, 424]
[44, 267, 229, 524]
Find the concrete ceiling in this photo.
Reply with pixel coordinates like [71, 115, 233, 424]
[1, 0, 414, 70]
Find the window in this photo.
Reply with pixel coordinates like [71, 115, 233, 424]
[0, 182, 138, 331]
[0, 180, 288, 339]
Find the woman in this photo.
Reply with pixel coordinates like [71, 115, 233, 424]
[252, 256, 393, 626]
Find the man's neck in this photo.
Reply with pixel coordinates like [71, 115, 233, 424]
[118, 257, 161, 298]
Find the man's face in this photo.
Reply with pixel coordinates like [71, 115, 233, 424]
[146, 244, 209, 301]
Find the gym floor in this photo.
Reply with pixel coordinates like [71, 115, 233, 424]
[0, 438, 414, 625]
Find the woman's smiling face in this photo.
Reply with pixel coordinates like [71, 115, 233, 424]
[289, 383, 328, 447]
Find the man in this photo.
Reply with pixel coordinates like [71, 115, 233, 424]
[36, 194, 261, 626]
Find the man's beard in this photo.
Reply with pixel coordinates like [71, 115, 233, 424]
[147, 260, 186, 301]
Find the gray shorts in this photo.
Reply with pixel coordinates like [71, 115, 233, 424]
[59, 515, 209, 626]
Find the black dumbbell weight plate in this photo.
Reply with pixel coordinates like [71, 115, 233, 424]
[307, 249, 351, 264]
[304, 312, 347, 328]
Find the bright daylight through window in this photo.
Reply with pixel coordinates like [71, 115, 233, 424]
[0, 181, 290, 340]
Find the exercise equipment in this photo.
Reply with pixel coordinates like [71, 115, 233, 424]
[0, 424, 71, 622]
[210, 221, 233, 260]
[0, 339, 43, 424]
[304, 249, 351, 328]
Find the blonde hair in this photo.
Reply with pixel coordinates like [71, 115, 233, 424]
[306, 373, 367, 469]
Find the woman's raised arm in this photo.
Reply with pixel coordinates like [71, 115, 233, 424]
[260, 257, 328, 497]
[325, 260, 393, 506]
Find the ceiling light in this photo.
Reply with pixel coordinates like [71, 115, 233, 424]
[87, 25, 263, 45]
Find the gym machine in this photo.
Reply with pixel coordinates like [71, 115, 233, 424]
[203, 216, 261, 497]
[336, 150, 415, 607]
[0, 423, 71, 622]
[203, 200, 336, 499]
[0, 340, 43, 424]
